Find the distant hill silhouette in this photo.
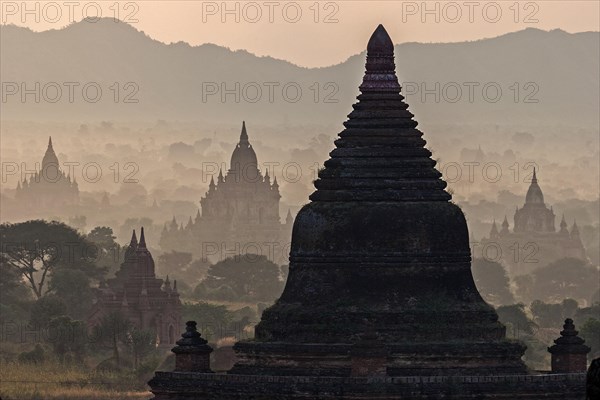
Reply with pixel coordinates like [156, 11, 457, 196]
[1, 19, 598, 127]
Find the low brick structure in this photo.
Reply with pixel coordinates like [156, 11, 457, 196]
[172, 321, 213, 373]
[548, 318, 591, 373]
[149, 371, 587, 399]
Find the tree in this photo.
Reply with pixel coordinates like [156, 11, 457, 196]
[579, 318, 600, 358]
[532, 258, 599, 303]
[92, 311, 131, 367]
[182, 302, 233, 340]
[158, 250, 192, 277]
[48, 316, 87, 362]
[0, 255, 33, 324]
[30, 295, 67, 327]
[202, 255, 284, 301]
[47, 269, 93, 319]
[87, 226, 122, 277]
[471, 258, 515, 305]
[0, 220, 103, 299]
[530, 299, 579, 328]
[127, 328, 157, 369]
[496, 303, 537, 337]
[513, 274, 534, 304]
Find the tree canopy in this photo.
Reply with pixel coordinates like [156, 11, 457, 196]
[199, 255, 284, 301]
[471, 258, 515, 306]
[0, 220, 104, 298]
[532, 257, 598, 303]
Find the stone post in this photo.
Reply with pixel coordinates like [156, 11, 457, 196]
[172, 321, 213, 373]
[548, 318, 590, 373]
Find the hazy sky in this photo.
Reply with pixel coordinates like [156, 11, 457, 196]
[3, 1, 599, 67]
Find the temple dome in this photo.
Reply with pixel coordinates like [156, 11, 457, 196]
[42, 136, 60, 169]
[230, 121, 258, 177]
[525, 168, 544, 204]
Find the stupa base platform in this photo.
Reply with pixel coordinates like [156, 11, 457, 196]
[228, 341, 528, 377]
[148, 371, 586, 399]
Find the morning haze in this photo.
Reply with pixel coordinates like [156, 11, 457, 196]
[0, 2, 598, 399]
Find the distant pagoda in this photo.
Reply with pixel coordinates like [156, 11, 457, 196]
[15, 136, 79, 210]
[159, 122, 293, 263]
[88, 228, 182, 346]
[481, 169, 587, 276]
[149, 25, 587, 399]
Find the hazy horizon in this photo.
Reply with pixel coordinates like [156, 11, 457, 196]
[3, 0, 599, 67]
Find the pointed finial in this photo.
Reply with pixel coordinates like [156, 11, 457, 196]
[359, 25, 400, 93]
[286, 208, 293, 224]
[240, 121, 249, 145]
[130, 229, 138, 247]
[173, 280, 178, 292]
[490, 219, 498, 236]
[532, 167, 538, 184]
[48, 136, 53, 148]
[139, 226, 147, 248]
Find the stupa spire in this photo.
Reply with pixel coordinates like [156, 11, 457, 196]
[139, 226, 147, 248]
[130, 229, 138, 247]
[310, 24, 449, 202]
[359, 24, 401, 93]
[240, 121, 249, 145]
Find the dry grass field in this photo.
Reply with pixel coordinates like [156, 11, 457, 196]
[0, 360, 152, 400]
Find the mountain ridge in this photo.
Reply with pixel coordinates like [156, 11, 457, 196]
[1, 20, 598, 127]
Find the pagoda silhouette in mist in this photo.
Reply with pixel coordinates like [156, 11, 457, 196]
[481, 168, 587, 276]
[15, 137, 79, 210]
[159, 121, 293, 263]
[149, 25, 588, 399]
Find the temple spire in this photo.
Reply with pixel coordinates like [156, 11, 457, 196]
[42, 135, 60, 172]
[130, 229, 138, 247]
[500, 216, 509, 235]
[359, 24, 400, 93]
[310, 24, 449, 202]
[532, 167, 537, 184]
[240, 121, 249, 145]
[571, 220, 580, 238]
[490, 219, 499, 239]
[139, 226, 147, 248]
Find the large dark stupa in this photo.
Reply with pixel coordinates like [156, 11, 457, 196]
[230, 24, 526, 377]
[149, 25, 587, 399]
